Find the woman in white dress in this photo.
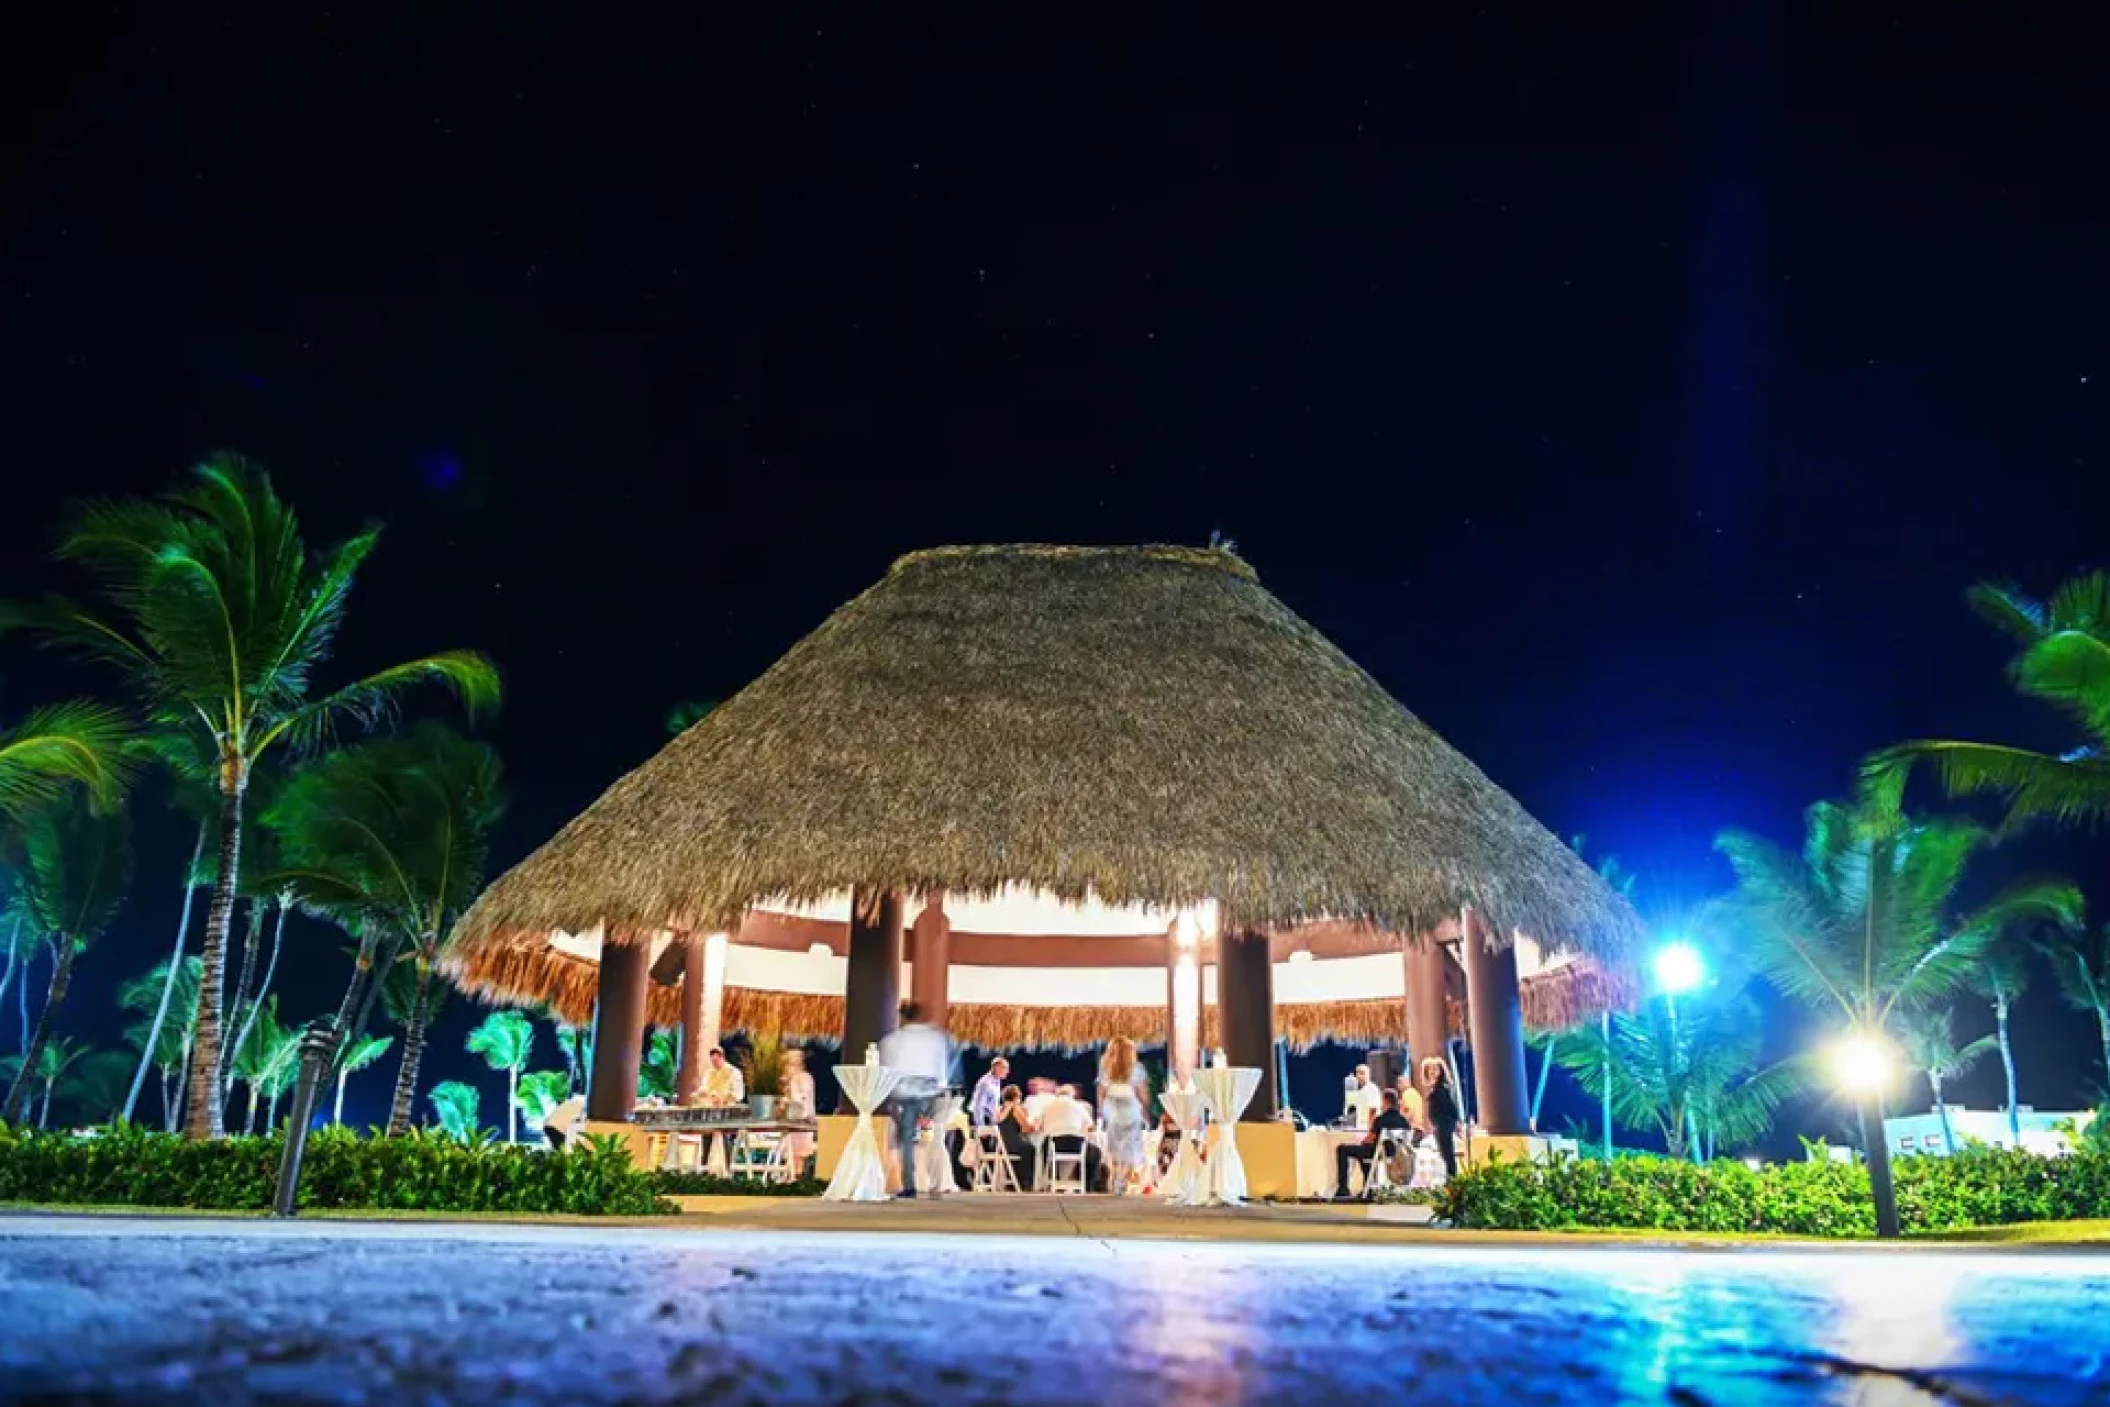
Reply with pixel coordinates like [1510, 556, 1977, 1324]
[1097, 1036, 1148, 1195]
[783, 1048, 818, 1176]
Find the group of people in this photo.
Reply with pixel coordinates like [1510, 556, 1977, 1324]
[959, 1037, 1156, 1194]
[1333, 1057, 1461, 1199]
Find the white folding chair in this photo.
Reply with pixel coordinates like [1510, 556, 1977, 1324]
[971, 1128, 1020, 1193]
[1043, 1135, 1089, 1195]
[732, 1131, 791, 1184]
[1361, 1130, 1413, 1197]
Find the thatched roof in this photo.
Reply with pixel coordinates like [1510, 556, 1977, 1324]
[448, 543, 1642, 997]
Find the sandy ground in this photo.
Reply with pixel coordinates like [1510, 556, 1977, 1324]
[3, 1210, 2108, 1405]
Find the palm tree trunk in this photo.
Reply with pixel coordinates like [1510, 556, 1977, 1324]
[4, 940, 75, 1125]
[246, 1080, 260, 1134]
[2098, 1008, 2110, 1094]
[1859, 1091, 1901, 1238]
[38, 1074, 55, 1129]
[507, 1065, 519, 1143]
[1530, 1034, 1555, 1130]
[1600, 1010, 1613, 1160]
[1933, 1073, 1957, 1156]
[0, 919, 17, 1046]
[125, 821, 207, 1125]
[16, 940, 35, 1052]
[227, 901, 286, 1089]
[1996, 993, 2021, 1145]
[385, 967, 436, 1137]
[185, 777, 246, 1139]
[219, 900, 261, 1117]
[268, 1084, 284, 1132]
[161, 1066, 177, 1132]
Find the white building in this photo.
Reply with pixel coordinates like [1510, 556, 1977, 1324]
[1883, 1105, 2093, 1158]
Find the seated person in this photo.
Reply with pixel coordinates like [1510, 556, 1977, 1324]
[1038, 1084, 1104, 1188]
[995, 1085, 1036, 1190]
[1022, 1077, 1056, 1128]
[1334, 1088, 1413, 1200]
[1057, 1083, 1095, 1129]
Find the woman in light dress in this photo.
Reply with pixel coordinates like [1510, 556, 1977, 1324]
[1097, 1036, 1149, 1195]
[783, 1048, 818, 1176]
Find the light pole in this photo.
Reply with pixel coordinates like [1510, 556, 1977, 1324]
[1652, 941, 1707, 1164]
[1831, 1028, 1902, 1239]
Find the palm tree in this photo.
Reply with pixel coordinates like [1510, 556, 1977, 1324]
[1897, 1008, 1998, 1155]
[1714, 794, 2080, 1237]
[2, 796, 132, 1125]
[427, 1080, 481, 1141]
[118, 731, 215, 1125]
[228, 997, 301, 1134]
[56, 1047, 134, 1127]
[1974, 937, 2036, 1146]
[638, 1027, 678, 1101]
[664, 699, 718, 735]
[0, 904, 27, 1052]
[378, 949, 449, 1136]
[0, 702, 133, 820]
[515, 1069, 570, 1137]
[1867, 574, 2110, 827]
[332, 1033, 393, 1126]
[552, 1018, 585, 1095]
[0, 1036, 90, 1128]
[466, 1011, 534, 1142]
[4, 454, 500, 1137]
[2047, 924, 2110, 1087]
[262, 725, 502, 1138]
[1553, 986, 1800, 1161]
[119, 955, 203, 1130]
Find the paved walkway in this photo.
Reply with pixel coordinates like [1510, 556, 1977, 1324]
[5, 1212, 2109, 1404]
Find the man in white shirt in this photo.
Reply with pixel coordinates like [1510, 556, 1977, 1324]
[878, 1002, 956, 1199]
[1038, 1084, 1103, 1189]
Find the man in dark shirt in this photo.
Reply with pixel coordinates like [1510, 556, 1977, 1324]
[1335, 1088, 1413, 1199]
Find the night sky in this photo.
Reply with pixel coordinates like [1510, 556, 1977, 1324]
[3, 3, 2106, 1137]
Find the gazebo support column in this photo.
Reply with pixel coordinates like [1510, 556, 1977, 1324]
[1164, 913, 1202, 1086]
[1462, 909, 1530, 1136]
[1403, 936, 1451, 1082]
[1217, 929, 1278, 1121]
[841, 886, 905, 1078]
[909, 892, 952, 1028]
[587, 936, 651, 1122]
[676, 932, 728, 1104]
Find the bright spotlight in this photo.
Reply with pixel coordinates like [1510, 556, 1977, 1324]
[1652, 941, 1706, 996]
[1829, 1031, 1896, 1094]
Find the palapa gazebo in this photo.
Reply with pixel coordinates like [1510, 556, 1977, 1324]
[445, 544, 1642, 1135]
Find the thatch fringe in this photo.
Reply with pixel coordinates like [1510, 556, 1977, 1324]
[450, 544, 1646, 970]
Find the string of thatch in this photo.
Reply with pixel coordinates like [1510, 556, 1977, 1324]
[447, 544, 1645, 996]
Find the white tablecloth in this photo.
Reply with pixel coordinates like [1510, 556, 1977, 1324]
[1193, 1066, 1262, 1206]
[823, 1065, 902, 1202]
[1295, 1128, 1366, 1199]
[1157, 1088, 1209, 1205]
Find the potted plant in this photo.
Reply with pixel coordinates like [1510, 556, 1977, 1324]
[740, 1031, 786, 1120]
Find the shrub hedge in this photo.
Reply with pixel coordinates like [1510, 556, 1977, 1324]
[1436, 1146, 2110, 1236]
[650, 1169, 825, 1198]
[0, 1123, 671, 1216]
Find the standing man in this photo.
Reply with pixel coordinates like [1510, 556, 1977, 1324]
[880, 1001, 955, 1200]
[970, 1056, 1009, 1128]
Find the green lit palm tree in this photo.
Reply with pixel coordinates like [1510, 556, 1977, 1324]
[1714, 794, 2080, 1237]
[227, 995, 301, 1139]
[55, 1047, 133, 1127]
[119, 955, 203, 1130]
[1896, 1008, 1998, 1156]
[3, 454, 500, 1137]
[664, 699, 718, 735]
[332, 1033, 393, 1127]
[1867, 574, 2110, 827]
[1553, 986, 1799, 1161]
[466, 1011, 535, 1143]
[2048, 924, 2110, 1086]
[427, 1080, 481, 1141]
[262, 725, 502, 1140]
[1974, 934, 2042, 1146]
[118, 726, 216, 1125]
[515, 1069, 571, 1138]
[638, 1027, 678, 1101]
[2, 796, 132, 1125]
[0, 1036, 90, 1128]
[379, 949, 448, 1136]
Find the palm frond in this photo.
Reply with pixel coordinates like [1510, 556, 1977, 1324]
[268, 651, 502, 756]
[16, 795, 133, 948]
[1965, 580, 2048, 644]
[2010, 630, 2110, 742]
[0, 701, 135, 817]
[1872, 740, 2110, 830]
